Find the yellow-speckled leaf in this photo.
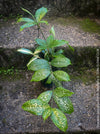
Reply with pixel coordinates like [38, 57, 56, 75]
[37, 90, 52, 103]
[51, 108, 68, 132]
[53, 87, 74, 97]
[54, 96, 74, 114]
[42, 107, 52, 121]
[22, 99, 50, 115]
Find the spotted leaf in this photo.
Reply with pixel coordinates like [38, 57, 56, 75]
[51, 108, 68, 132]
[43, 107, 52, 121]
[22, 99, 50, 115]
[27, 59, 50, 71]
[54, 96, 74, 114]
[53, 70, 70, 82]
[53, 87, 74, 97]
[51, 57, 71, 67]
[31, 69, 50, 82]
[37, 90, 52, 103]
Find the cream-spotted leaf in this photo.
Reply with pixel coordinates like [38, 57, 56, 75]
[54, 96, 74, 114]
[37, 90, 52, 103]
[43, 107, 52, 121]
[53, 70, 70, 82]
[53, 87, 74, 97]
[31, 69, 50, 82]
[51, 108, 68, 132]
[22, 99, 50, 115]
[51, 57, 71, 67]
[27, 59, 50, 71]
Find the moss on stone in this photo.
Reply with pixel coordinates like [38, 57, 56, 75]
[47, 17, 100, 34]
[70, 68, 96, 84]
[80, 18, 100, 34]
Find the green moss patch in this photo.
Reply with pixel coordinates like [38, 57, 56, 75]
[70, 68, 96, 84]
[47, 17, 100, 34]
[0, 67, 25, 81]
[80, 18, 100, 34]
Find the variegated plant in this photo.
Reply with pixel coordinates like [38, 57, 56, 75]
[17, 7, 74, 132]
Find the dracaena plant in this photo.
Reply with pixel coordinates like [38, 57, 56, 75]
[17, 7, 74, 132]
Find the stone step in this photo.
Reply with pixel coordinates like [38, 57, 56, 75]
[0, 46, 99, 69]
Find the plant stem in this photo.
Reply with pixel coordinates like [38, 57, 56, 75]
[37, 24, 50, 54]
[39, 26, 46, 40]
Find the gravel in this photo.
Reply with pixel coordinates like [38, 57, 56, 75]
[0, 18, 100, 49]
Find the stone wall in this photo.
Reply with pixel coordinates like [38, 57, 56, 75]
[0, 0, 100, 17]
[0, 0, 39, 16]
[51, 0, 100, 16]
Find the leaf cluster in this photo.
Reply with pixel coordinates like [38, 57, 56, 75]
[17, 7, 74, 132]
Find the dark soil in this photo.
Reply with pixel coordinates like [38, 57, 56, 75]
[0, 69, 99, 134]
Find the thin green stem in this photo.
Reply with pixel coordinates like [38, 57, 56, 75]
[39, 26, 46, 40]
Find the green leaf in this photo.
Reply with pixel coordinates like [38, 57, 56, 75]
[27, 57, 38, 66]
[50, 26, 55, 37]
[54, 96, 74, 114]
[37, 90, 52, 103]
[53, 87, 74, 97]
[27, 59, 50, 71]
[35, 7, 48, 22]
[43, 108, 52, 121]
[17, 17, 34, 23]
[20, 22, 36, 31]
[17, 48, 33, 55]
[39, 20, 48, 25]
[51, 108, 68, 132]
[31, 69, 50, 82]
[52, 54, 65, 58]
[53, 70, 70, 82]
[33, 50, 41, 55]
[62, 40, 74, 51]
[35, 45, 47, 51]
[46, 35, 54, 46]
[22, 99, 50, 115]
[49, 40, 66, 48]
[56, 49, 64, 54]
[35, 38, 46, 46]
[21, 8, 34, 18]
[46, 74, 54, 84]
[51, 57, 71, 67]
[67, 43, 74, 51]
